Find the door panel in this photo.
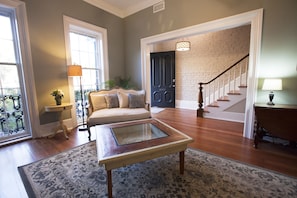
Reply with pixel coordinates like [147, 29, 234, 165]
[150, 51, 175, 107]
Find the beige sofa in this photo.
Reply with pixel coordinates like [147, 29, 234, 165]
[86, 88, 151, 140]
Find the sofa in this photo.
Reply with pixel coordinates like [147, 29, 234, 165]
[86, 88, 151, 140]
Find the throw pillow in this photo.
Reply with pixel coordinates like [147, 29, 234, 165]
[128, 93, 145, 108]
[105, 94, 119, 108]
[91, 94, 107, 111]
[117, 91, 129, 108]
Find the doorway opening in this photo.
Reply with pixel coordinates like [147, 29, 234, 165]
[141, 9, 263, 139]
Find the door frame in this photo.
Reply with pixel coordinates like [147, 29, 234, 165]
[140, 9, 263, 139]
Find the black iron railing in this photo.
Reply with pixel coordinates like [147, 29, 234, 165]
[0, 94, 25, 135]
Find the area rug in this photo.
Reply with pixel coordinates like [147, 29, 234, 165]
[18, 141, 297, 198]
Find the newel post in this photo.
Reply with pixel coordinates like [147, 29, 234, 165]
[197, 82, 204, 117]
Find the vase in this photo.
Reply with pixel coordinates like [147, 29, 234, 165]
[55, 96, 62, 105]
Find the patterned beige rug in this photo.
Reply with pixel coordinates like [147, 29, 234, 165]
[18, 141, 297, 198]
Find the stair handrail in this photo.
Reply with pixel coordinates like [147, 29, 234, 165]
[197, 54, 249, 117]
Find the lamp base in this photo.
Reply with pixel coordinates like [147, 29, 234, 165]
[78, 124, 88, 131]
[267, 92, 275, 105]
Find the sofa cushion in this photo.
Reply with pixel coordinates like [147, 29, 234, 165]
[91, 94, 106, 111]
[105, 94, 119, 108]
[128, 93, 145, 108]
[87, 108, 151, 126]
[117, 91, 129, 108]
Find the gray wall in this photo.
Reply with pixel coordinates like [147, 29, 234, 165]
[22, 0, 125, 124]
[124, 0, 297, 105]
[20, 0, 297, 125]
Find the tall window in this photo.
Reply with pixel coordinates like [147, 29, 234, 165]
[0, 6, 31, 144]
[69, 32, 103, 91]
[64, 16, 109, 125]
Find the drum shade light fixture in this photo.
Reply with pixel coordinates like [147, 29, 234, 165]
[176, 41, 191, 51]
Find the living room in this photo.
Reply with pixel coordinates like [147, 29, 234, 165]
[0, 0, 296, 197]
[1, 0, 296, 141]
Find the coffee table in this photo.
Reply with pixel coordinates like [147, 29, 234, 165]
[95, 118, 193, 198]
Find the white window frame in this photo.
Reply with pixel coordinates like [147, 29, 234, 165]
[63, 15, 109, 127]
[0, 0, 38, 142]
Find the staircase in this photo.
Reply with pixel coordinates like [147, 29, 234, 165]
[197, 54, 249, 122]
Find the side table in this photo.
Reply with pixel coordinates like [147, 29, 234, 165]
[254, 103, 297, 148]
[44, 103, 73, 139]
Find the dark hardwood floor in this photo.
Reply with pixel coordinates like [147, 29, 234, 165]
[0, 108, 296, 198]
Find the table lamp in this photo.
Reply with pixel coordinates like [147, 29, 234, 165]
[262, 78, 282, 105]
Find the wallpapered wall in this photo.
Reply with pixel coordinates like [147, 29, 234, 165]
[153, 25, 250, 107]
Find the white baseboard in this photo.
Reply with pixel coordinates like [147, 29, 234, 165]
[204, 112, 245, 123]
[37, 118, 74, 138]
[176, 100, 197, 110]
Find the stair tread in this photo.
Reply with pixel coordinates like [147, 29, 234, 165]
[228, 92, 241, 95]
[207, 104, 219, 107]
[239, 85, 247, 88]
[217, 98, 230, 101]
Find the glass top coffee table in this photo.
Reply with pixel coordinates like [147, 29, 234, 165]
[95, 118, 193, 198]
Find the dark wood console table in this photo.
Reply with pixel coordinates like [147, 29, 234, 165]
[254, 103, 297, 148]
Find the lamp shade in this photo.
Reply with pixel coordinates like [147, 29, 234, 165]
[176, 41, 191, 51]
[67, 65, 82, 77]
[262, 79, 282, 91]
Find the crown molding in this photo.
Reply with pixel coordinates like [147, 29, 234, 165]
[83, 0, 162, 18]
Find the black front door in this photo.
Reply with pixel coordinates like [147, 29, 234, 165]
[150, 51, 175, 108]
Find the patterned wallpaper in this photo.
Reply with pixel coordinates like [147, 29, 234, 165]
[153, 25, 250, 105]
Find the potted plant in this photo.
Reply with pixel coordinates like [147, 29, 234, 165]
[50, 89, 64, 105]
[104, 76, 133, 90]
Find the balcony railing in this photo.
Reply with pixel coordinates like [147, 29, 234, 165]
[0, 92, 25, 136]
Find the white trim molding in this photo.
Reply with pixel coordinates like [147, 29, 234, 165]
[0, 0, 40, 138]
[141, 9, 263, 139]
[83, 0, 162, 18]
[63, 15, 109, 128]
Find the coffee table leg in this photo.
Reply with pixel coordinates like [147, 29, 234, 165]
[179, 151, 184, 174]
[107, 170, 112, 198]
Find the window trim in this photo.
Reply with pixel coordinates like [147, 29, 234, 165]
[0, 0, 39, 140]
[63, 15, 109, 126]
[63, 15, 109, 80]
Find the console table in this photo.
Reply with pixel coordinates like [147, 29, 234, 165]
[253, 103, 297, 148]
[44, 103, 73, 139]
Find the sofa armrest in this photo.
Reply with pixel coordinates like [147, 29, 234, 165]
[145, 102, 150, 111]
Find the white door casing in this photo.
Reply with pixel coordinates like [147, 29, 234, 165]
[141, 9, 263, 139]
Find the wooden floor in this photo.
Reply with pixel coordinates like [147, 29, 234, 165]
[0, 108, 296, 198]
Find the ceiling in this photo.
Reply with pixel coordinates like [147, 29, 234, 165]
[83, 0, 163, 18]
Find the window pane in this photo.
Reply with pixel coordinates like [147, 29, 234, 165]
[0, 65, 20, 95]
[70, 33, 79, 50]
[69, 30, 104, 125]
[0, 15, 12, 39]
[82, 69, 101, 90]
[0, 15, 16, 63]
